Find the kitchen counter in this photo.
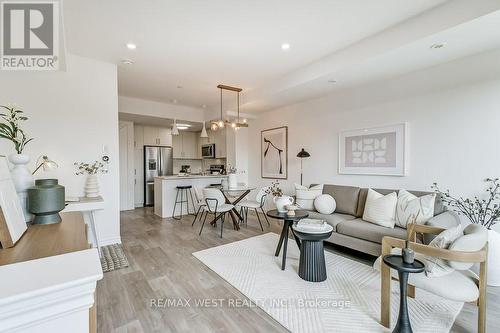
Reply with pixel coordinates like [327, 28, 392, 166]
[156, 175, 228, 180]
[154, 175, 227, 218]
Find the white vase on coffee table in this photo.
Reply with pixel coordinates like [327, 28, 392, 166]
[85, 174, 100, 198]
[8, 153, 34, 222]
[273, 196, 294, 213]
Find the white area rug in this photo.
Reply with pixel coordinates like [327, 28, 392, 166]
[193, 233, 463, 333]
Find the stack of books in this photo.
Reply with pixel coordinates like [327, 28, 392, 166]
[295, 219, 329, 232]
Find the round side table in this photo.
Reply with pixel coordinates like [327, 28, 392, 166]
[383, 255, 425, 333]
[266, 209, 309, 270]
[292, 224, 333, 282]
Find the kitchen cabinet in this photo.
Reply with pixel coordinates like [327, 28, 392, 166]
[134, 125, 144, 148]
[202, 128, 226, 158]
[172, 131, 198, 159]
[143, 126, 172, 146]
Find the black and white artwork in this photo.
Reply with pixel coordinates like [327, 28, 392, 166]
[339, 123, 407, 176]
[261, 126, 288, 179]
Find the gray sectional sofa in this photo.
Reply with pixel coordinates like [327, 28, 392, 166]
[307, 184, 461, 256]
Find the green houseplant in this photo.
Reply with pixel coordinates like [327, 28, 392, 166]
[0, 104, 34, 221]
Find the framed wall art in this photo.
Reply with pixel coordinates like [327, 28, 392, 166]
[338, 123, 407, 176]
[261, 126, 288, 179]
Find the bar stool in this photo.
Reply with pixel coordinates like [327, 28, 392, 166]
[172, 185, 195, 220]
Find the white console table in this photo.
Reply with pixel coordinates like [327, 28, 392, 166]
[62, 196, 105, 255]
[0, 212, 103, 333]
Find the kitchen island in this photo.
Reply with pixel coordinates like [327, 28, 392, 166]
[154, 175, 228, 218]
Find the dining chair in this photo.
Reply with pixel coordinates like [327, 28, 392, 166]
[199, 188, 234, 238]
[236, 187, 270, 231]
[191, 186, 206, 226]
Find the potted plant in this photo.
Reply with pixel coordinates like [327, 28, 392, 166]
[227, 165, 237, 188]
[265, 180, 293, 213]
[75, 161, 108, 197]
[432, 178, 500, 286]
[0, 104, 34, 221]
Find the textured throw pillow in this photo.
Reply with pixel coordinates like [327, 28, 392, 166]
[395, 189, 436, 228]
[424, 225, 463, 277]
[362, 189, 397, 228]
[314, 194, 336, 214]
[295, 184, 323, 210]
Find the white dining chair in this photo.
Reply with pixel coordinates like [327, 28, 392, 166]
[236, 187, 270, 231]
[199, 188, 234, 238]
[191, 186, 206, 226]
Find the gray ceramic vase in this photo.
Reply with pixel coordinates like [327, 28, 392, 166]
[27, 179, 65, 224]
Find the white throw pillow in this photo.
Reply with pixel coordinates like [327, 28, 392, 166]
[395, 189, 436, 228]
[314, 194, 336, 214]
[295, 184, 323, 210]
[362, 189, 397, 228]
[425, 225, 463, 277]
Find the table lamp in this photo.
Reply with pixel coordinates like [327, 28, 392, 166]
[32, 155, 58, 175]
[297, 148, 310, 186]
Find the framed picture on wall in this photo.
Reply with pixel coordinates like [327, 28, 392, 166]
[261, 126, 288, 179]
[338, 123, 407, 176]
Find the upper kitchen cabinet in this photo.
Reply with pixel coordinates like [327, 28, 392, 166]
[201, 128, 226, 158]
[143, 126, 172, 146]
[134, 125, 144, 148]
[172, 131, 198, 159]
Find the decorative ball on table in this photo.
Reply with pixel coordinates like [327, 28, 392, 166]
[314, 194, 336, 214]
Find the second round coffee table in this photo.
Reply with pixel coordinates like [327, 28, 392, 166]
[292, 224, 333, 282]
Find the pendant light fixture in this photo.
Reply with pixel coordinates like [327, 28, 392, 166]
[172, 118, 179, 136]
[200, 121, 208, 138]
[211, 84, 248, 131]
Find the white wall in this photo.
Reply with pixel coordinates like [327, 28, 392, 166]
[248, 62, 500, 200]
[0, 54, 121, 246]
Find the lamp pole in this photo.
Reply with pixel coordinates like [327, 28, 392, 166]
[297, 148, 310, 186]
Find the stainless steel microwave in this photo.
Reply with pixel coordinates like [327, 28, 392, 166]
[201, 144, 215, 158]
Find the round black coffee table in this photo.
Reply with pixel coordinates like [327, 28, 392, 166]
[292, 224, 333, 282]
[383, 255, 425, 333]
[267, 209, 309, 270]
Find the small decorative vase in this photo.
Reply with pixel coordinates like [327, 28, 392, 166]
[8, 153, 34, 222]
[27, 179, 65, 224]
[85, 174, 100, 198]
[273, 195, 294, 213]
[228, 173, 237, 188]
[487, 229, 500, 286]
[402, 247, 415, 264]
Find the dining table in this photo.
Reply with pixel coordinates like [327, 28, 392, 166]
[208, 185, 255, 230]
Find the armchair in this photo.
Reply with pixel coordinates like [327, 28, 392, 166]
[377, 223, 488, 333]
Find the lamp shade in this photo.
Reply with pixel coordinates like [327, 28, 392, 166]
[200, 121, 208, 138]
[172, 119, 179, 136]
[297, 148, 310, 158]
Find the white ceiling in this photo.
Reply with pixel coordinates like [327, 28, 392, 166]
[63, 0, 451, 110]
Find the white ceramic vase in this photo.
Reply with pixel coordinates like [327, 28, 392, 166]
[487, 229, 500, 286]
[228, 174, 237, 188]
[273, 195, 294, 213]
[8, 153, 34, 222]
[85, 174, 100, 198]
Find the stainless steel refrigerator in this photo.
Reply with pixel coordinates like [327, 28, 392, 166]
[144, 146, 173, 206]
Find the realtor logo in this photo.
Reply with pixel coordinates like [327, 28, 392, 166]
[1, 1, 59, 70]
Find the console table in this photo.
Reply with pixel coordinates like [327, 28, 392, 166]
[0, 212, 103, 333]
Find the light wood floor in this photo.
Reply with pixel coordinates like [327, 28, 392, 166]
[97, 208, 499, 332]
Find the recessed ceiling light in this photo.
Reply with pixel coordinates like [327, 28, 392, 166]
[281, 43, 290, 50]
[120, 59, 134, 65]
[201, 104, 207, 108]
[430, 43, 445, 49]
[126, 43, 137, 50]
[328, 79, 337, 83]
[171, 99, 177, 104]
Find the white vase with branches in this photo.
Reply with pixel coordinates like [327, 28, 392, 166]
[75, 161, 108, 198]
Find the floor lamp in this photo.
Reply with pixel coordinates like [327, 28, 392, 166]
[297, 148, 310, 186]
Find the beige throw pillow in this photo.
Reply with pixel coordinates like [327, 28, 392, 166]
[295, 184, 323, 210]
[424, 225, 463, 277]
[395, 189, 436, 228]
[362, 189, 397, 228]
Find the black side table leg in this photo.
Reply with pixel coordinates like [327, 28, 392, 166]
[281, 227, 289, 270]
[275, 221, 288, 256]
[393, 271, 412, 333]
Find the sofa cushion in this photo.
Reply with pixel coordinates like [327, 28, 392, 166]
[321, 184, 360, 216]
[295, 184, 323, 210]
[307, 211, 356, 232]
[356, 188, 446, 218]
[362, 189, 397, 228]
[336, 218, 407, 244]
